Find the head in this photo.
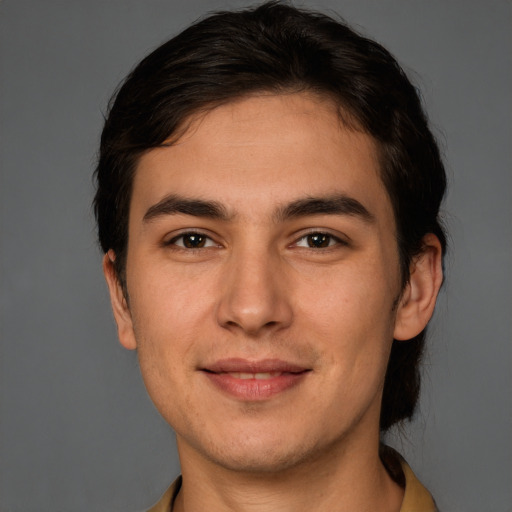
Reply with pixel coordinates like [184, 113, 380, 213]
[94, 2, 446, 435]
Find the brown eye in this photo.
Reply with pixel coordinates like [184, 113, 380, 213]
[307, 233, 331, 248]
[294, 232, 345, 249]
[168, 232, 216, 248]
[182, 233, 206, 248]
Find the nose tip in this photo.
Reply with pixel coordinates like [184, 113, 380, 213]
[223, 309, 281, 336]
[216, 257, 293, 337]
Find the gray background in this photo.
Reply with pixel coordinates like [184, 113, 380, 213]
[1, 0, 510, 511]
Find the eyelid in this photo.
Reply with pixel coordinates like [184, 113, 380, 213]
[291, 229, 350, 249]
[161, 228, 349, 250]
[163, 229, 221, 249]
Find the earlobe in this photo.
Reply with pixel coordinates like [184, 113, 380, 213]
[102, 251, 137, 350]
[393, 234, 443, 341]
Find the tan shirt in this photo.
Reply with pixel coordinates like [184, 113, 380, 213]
[148, 459, 437, 512]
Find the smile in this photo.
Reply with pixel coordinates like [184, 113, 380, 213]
[201, 359, 310, 400]
[225, 371, 284, 380]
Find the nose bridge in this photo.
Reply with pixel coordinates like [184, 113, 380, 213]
[217, 237, 292, 335]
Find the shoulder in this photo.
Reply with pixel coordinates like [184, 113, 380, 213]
[146, 476, 181, 512]
[399, 457, 438, 512]
[381, 445, 438, 512]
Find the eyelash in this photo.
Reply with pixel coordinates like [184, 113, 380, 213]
[165, 232, 219, 249]
[164, 231, 347, 251]
[293, 232, 347, 249]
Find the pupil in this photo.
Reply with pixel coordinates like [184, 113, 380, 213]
[184, 234, 205, 248]
[308, 233, 329, 248]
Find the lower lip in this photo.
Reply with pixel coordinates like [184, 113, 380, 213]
[203, 371, 308, 401]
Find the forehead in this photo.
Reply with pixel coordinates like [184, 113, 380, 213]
[131, 93, 392, 226]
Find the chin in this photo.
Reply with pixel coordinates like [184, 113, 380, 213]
[207, 445, 312, 474]
[185, 426, 331, 475]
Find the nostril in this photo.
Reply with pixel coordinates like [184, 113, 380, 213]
[215, 267, 293, 335]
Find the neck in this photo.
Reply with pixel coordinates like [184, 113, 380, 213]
[173, 435, 403, 512]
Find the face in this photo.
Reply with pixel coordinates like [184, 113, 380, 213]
[106, 93, 428, 473]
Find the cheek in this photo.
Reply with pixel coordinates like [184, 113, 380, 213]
[297, 259, 398, 337]
[295, 261, 397, 388]
[128, 258, 214, 333]
[130, 293, 202, 430]
[127, 260, 222, 377]
[125, 272, 192, 374]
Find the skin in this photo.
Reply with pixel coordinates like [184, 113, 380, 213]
[104, 93, 443, 511]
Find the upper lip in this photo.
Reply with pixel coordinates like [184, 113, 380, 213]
[202, 358, 309, 374]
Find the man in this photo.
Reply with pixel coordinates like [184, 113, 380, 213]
[94, 2, 446, 511]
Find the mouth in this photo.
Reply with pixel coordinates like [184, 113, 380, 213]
[219, 371, 289, 380]
[201, 358, 311, 400]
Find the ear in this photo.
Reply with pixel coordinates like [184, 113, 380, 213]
[102, 251, 137, 350]
[394, 234, 443, 341]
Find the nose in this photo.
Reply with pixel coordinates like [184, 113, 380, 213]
[216, 247, 293, 337]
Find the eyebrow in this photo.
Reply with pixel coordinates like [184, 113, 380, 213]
[142, 193, 374, 224]
[143, 194, 231, 222]
[276, 195, 375, 223]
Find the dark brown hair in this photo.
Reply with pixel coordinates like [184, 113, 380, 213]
[94, 1, 447, 431]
